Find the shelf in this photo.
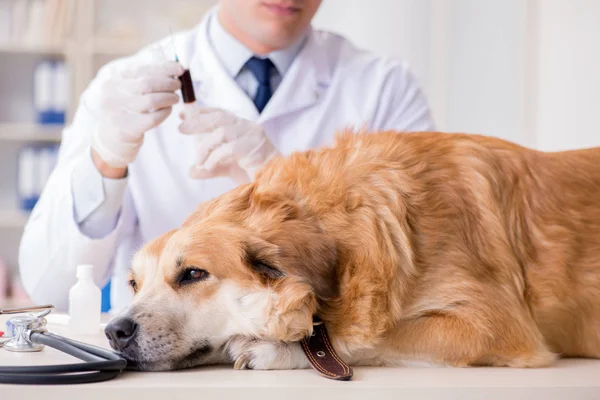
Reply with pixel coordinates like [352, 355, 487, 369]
[0, 209, 29, 229]
[0, 41, 68, 55]
[0, 124, 62, 143]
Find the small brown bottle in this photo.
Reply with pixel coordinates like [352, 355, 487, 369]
[178, 67, 196, 104]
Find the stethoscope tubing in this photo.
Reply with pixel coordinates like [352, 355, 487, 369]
[0, 370, 122, 385]
[39, 332, 126, 366]
[0, 331, 127, 385]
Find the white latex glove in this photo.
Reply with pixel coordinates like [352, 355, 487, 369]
[91, 61, 185, 167]
[178, 107, 280, 183]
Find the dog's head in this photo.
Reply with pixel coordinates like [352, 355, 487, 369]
[105, 183, 338, 371]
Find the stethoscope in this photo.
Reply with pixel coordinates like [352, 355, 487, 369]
[0, 305, 127, 385]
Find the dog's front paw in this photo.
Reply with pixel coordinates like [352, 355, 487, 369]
[227, 336, 309, 370]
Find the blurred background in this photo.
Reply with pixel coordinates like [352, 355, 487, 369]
[0, 0, 598, 303]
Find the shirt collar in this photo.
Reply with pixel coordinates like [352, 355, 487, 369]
[208, 10, 307, 77]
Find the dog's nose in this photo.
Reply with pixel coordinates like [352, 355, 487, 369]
[104, 317, 138, 350]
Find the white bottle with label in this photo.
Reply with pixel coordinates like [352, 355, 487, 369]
[68, 265, 102, 335]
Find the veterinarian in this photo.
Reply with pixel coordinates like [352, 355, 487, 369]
[19, 0, 435, 312]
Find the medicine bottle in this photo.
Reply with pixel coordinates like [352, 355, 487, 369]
[68, 265, 102, 335]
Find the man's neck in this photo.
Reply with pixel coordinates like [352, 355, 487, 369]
[217, 9, 275, 55]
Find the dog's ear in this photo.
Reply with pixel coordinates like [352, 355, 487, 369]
[265, 220, 339, 301]
[243, 224, 336, 342]
[243, 220, 338, 301]
[244, 188, 338, 300]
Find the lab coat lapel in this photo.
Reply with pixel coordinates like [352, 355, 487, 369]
[260, 29, 332, 123]
[187, 12, 259, 121]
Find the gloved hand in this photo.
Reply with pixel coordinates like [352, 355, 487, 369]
[178, 107, 280, 183]
[91, 61, 185, 168]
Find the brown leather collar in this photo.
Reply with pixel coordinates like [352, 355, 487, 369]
[300, 317, 353, 381]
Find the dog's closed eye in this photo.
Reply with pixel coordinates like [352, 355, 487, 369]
[244, 239, 285, 280]
[249, 259, 284, 279]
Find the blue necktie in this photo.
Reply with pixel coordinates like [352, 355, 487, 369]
[245, 56, 275, 113]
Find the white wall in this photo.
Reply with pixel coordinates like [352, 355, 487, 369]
[442, 0, 533, 146]
[534, 0, 600, 151]
[315, 0, 600, 151]
[313, 0, 436, 118]
[314, 0, 535, 146]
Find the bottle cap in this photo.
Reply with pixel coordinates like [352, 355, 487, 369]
[76, 264, 94, 279]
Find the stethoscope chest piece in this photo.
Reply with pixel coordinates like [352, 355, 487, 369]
[3, 314, 48, 352]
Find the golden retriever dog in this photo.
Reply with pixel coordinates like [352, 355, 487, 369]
[105, 131, 600, 372]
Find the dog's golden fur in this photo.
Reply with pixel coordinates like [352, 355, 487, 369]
[138, 130, 600, 368]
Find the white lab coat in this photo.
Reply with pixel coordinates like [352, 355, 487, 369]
[19, 11, 434, 312]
